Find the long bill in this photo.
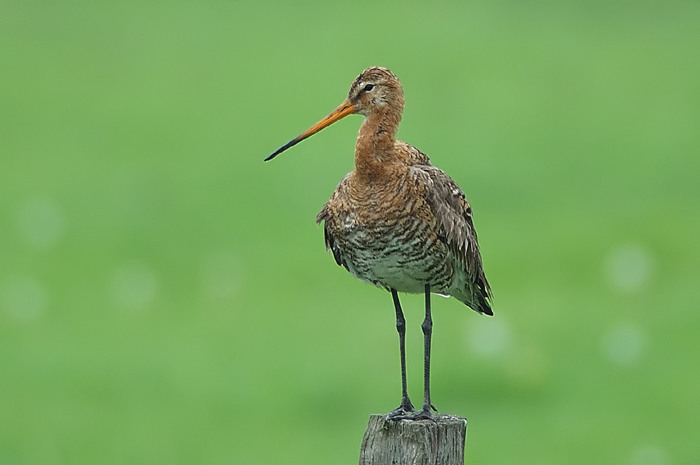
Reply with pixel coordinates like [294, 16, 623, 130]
[265, 99, 356, 161]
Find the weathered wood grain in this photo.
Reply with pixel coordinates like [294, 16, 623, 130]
[359, 414, 467, 465]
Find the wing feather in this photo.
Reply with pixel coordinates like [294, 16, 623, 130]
[411, 162, 493, 313]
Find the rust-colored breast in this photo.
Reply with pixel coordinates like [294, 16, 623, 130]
[316, 143, 491, 314]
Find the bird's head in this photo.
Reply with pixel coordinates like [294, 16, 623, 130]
[265, 66, 403, 161]
[346, 66, 405, 117]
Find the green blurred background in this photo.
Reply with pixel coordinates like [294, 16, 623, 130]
[2, 0, 699, 463]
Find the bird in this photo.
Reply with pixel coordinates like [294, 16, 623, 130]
[265, 66, 492, 421]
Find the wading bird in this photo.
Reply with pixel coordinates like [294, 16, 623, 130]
[265, 66, 492, 421]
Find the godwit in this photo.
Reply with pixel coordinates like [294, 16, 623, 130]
[265, 66, 492, 421]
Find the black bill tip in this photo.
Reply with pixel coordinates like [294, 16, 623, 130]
[264, 138, 302, 162]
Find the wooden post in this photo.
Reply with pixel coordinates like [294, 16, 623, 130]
[359, 414, 467, 465]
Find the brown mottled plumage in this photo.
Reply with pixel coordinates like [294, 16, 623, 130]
[266, 66, 492, 421]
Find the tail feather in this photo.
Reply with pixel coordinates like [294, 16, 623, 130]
[453, 283, 493, 316]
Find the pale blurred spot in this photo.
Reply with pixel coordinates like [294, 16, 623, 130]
[110, 262, 158, 311]
[603, 243, 654, 293]
[1, 275, 47, 322]
[630, 444, 668, 465]
[602, 322, 646, 365]
[505, 344, 548, 389]
[16, 197, 66, 249]
[200, 250, 241, 304]
[466, 314, 511, 356]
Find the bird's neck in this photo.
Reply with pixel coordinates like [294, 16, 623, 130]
[353, 110, 401, 180]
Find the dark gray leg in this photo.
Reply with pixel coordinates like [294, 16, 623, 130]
[387, 289, 415, 419]
[388, 285, 436, 421]
[419, 283, 437, 417]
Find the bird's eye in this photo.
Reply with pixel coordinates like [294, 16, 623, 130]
[363, 84, 375, 92]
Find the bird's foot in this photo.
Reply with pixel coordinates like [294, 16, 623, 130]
[387, 404, 437, 422]
[386, 399, 415, 420]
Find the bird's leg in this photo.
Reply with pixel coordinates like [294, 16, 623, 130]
[386, 289, 415, 420]
[388, 285, 437, 422]
[387, 284, 437, 421]
[418, 283, 438, 417]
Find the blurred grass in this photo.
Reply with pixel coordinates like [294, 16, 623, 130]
[2, 0, 699, 463]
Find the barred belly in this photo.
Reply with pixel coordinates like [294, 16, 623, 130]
[338, 217, 453, 295]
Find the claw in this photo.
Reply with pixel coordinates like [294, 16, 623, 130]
[386, 400, 415, 420]
[387, 406, 436, 422]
